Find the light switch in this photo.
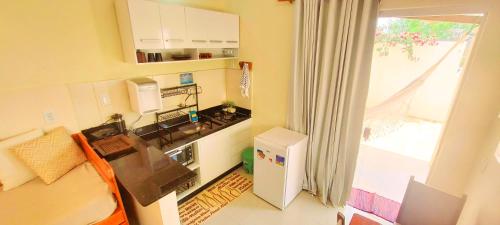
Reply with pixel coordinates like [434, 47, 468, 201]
[43, 111, 56, 124]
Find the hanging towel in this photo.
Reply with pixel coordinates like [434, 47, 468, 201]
[240, 63, 250, 98]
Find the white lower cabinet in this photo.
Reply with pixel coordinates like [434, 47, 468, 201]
[130, 119, 253, 225]
[197, 119, 252, 185]
[132, 191, 181, 225]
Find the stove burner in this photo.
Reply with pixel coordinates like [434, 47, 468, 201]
[201, 109, 247, 124]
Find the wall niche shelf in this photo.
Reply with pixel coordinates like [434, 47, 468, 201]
[136, 48, 239, 65]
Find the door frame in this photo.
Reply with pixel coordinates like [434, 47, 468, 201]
[377, 6, 487, 185]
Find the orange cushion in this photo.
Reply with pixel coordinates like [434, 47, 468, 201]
[350, 214, 380, 225]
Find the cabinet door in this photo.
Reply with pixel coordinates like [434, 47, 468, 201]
[197, 132, 225, 184]
[206, 11, 226, 48]
[222, 13, 239, 48]
[159, 192, 181, 225]
[185, 7, 210, 48]
[198, 11, 239, 49]
[160, 5, 187, 49]
[128, 0, 164, 49]
[198, 119, 252, 185]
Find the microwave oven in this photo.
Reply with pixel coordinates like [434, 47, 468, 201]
[165, 144, 194, 166]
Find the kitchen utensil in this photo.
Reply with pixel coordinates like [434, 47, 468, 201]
[92, 134, 135, 159]
[147, 53, 156, 62]
[171, 54, 191, 60]
[155, 52, 163, 62]
[178, 123, 203, 135]
[199, 52, 212, 59]
[223, 49, 234, 57]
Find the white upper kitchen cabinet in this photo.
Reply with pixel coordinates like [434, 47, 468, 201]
[115, 0, 239, 63]
[221, 13, 239, 48]
[185, 7, 211, 48]
[127, 0, 164, 49]
[185, 7, 239, 48]
[160, 4, 188, 49]
[205, 11, 228, 48]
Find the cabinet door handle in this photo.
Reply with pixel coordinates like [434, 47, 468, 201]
[168, 150, 183, 157]
[165, 39, 184, 42]
[140, 38, 161, 42]
[226, 40, 238, 43]
[209, 40, 223, 43]
[166, 148, 183, 157]
[192, 40, 207, 43]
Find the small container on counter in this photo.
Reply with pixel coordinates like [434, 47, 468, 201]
[147, 53, 156, 62]
[154, 53, 163, 62]
[199, 52, 212, 59]
[136, 50, 146, 63]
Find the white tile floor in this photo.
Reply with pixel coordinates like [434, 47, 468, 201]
[202, 190, 339, 225]
[199, 168, 392, 225]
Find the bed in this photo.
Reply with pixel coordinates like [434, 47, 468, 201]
[0, 133, 129, 225]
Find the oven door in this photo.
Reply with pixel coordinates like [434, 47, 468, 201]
[166, 145, 194, 166]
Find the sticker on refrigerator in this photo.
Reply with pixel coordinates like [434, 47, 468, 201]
[257, 149, 265, 159]
[276, 155, 285, 166]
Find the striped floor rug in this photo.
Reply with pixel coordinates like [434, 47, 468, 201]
[178, 172, 253, 225]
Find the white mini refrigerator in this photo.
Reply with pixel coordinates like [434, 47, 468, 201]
[253, 127, 308, 210]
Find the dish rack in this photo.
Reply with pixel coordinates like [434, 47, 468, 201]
[161, 85, 202, 98]
[156, 84, 201, 148]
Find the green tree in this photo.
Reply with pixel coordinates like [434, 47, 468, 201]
[375, 18, 477, 61]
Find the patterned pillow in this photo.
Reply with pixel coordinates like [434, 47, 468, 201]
[0, 129, 43, 190]
[11, 127, 87, 184]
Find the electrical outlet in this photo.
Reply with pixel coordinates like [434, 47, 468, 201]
[43, 111, 56, 124]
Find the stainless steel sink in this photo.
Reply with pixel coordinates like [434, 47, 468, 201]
[178, 122, 205, 135]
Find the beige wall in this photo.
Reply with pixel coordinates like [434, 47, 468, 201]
[0, 0, 250, 138]
[368, 41, 464, 122]
[381, 0, 500, 197]
[0, 85, 79, 139]
[68, 69, 228, 131]
[222, 0, 294, 135]
[225, 69, 252, 110]
[0, 69, 230, 139]
[458, 118, 500, 224]
[0, 0, 230, 92]
[0, 0, 281, 138]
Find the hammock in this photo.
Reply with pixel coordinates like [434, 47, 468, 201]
[362, 29, 475, 140]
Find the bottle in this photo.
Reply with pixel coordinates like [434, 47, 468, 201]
[154, 52, 163, 62]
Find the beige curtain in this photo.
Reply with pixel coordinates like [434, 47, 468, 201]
[288, 0, 379, 206]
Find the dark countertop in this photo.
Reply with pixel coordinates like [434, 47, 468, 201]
[109, 133, 196, 207]
[109, 106, 251, 207]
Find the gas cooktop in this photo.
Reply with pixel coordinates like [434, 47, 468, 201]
[198, 106, 250, 125]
